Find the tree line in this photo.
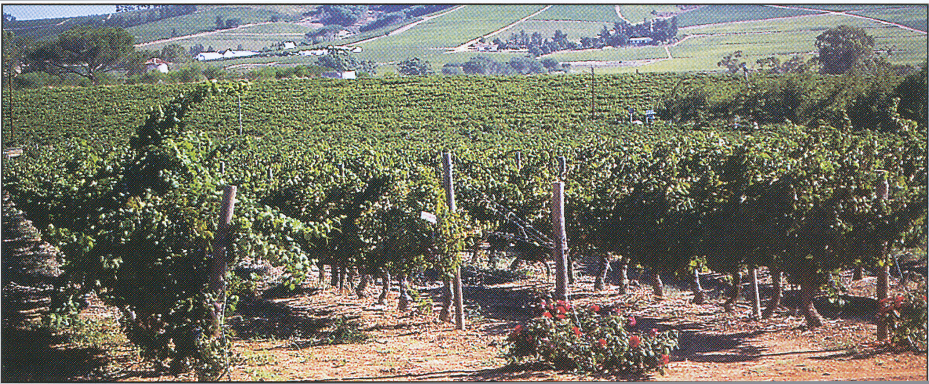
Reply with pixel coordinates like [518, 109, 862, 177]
[490, 17, 678, 58]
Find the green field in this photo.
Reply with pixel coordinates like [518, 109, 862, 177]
[529, 5, 621, 22]
[545, 46, 668, 63]
[127, 6, 283, 44]
[675, 5, 822, 27]
[504, 20, 609, 41]
[852, 5, 929, 32]
[140, 22, 314, 52]
[671, 13, 928, 71]
[353, 5, 545, 65]
[618, 5, 685, 24]
[799, 5, 902, 12]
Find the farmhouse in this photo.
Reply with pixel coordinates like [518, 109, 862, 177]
[196, 50, 259, 61]
[321, 71, 356, 79]
[299, 49, 328, 56]
[282, 41, 297, 50]
[629, 37, 654, 46]
[144, 58, 170, 73]
[196, 52, 223, 61]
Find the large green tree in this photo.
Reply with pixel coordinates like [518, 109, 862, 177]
[2, 30, 32, 82]
[398, 57, 433, 76]
[28, 26, 136, 85]
[815, 25, 874, 75]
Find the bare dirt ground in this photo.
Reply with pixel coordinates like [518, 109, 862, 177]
[2, 193, 927, 381]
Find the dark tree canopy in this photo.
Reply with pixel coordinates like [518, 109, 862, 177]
[28, 26, 136, 85]
[398, 57, 433, 76]
[816, 25, 875, 75]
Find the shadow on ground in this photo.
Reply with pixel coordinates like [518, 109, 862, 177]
[1, 326, 107, 382]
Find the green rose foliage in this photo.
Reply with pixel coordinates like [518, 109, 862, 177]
[505, 300, 678, 375]
[877, 284, 928, 353]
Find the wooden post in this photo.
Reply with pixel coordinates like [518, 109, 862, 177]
[751, 268, 761, 319]
[515, 151, 522, 171]
[219, 161, 225, 175]
[552, 181, 569, 302]
[237, 93, 243, 135]
[691, 268, 705, 304]
[557, 156, 566, 179]
[443, 152, 464, 330]
[210, 185, 237, 338]
[589, 67, 595, 120]
[876, 176, 889, 341]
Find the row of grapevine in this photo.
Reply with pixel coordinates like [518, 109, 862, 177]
[2, 73, 925, 374]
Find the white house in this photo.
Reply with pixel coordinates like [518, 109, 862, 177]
[629, 37, 654, 46]
[197, 50, 259, 61]
[144, 58, 170, 73]
[321, 71, 356, 79]
[196, 52, 224, 61]
[299, 49, 328, 56]
[220, 49, 258, 59]
[282, 41, 296, 50]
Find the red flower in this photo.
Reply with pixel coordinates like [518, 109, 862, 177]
[542, 311, 553, 319]
[894, 295, 905, 308]
[649, 328, 658, 338]
[514, 324, 523, 334]
[573, 326, 582, 336]
[628, 316, 637, 327]
[557, 305, 567, 315]
[598, 338, 608, 348]
[629, 335, 641, 348]
[590, 304, 601, 313]
[556, 313, 566, 320]
[661, 354, 670, 365]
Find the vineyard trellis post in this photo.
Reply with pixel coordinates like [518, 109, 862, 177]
[589, 67, 595, 120]
[210, 185, 237, 338]
[443, 152, 465, 330]
[515, 151, 522, 171]
[557, 156, 566, 179]
[552, 181, 569, 302]
[751, 268, 761, 319]
[876, 175, 889, 341]
[237, 93, 242, 135]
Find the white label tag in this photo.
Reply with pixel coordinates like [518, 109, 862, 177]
[420, 211, 437, 224]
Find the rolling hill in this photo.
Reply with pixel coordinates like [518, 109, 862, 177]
[4, 4, 927, 75]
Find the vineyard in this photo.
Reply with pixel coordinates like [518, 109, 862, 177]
[2, 72, 927, 380]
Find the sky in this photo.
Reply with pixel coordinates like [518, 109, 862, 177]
[3, 4, 116, 20]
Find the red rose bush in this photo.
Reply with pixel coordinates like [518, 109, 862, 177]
[505, 300, 679, 374]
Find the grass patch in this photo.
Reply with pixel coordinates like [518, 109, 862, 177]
[851, 5, 929, 31]
[619, 5, 686, 24]
[530, 5, 622, 22]
[127, 6, 282, 44]
[675, 5, 822, 28]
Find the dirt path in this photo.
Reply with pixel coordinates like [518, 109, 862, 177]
[47, 257, 922, 382]
[448, 5, 552, 53]
[614, 5, 631, 24]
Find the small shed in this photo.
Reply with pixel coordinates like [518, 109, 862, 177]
[282, 41, 296, 50]
[144, 58, 170, 73]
